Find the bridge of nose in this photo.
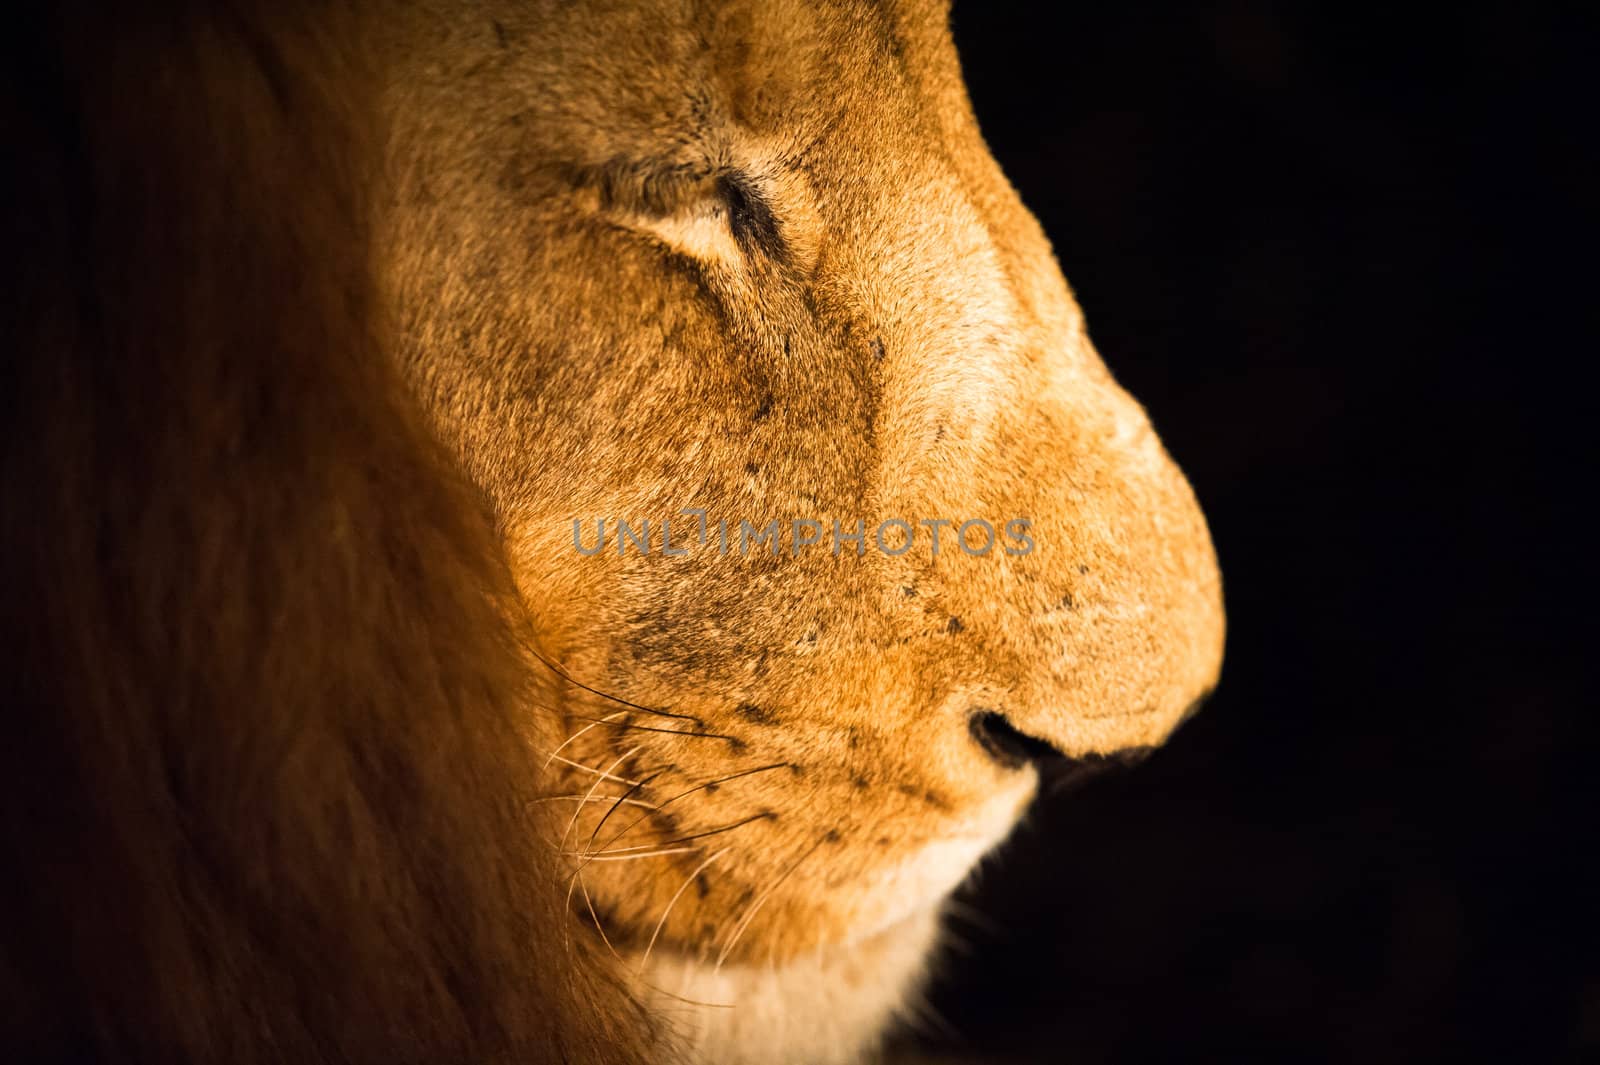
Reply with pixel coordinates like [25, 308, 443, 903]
[894, 376, 1226, 760]
[796, 127, 1224, 760]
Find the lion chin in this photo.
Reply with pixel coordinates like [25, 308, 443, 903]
[632, 783, 1028, 1063]
[5, 2, 1221, 1064]
[645, 907, 944, 1065]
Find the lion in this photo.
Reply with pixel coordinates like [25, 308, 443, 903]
[2, 2, 1222, 1064]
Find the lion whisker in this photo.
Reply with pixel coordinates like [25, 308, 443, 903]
[533, 794, 659, 811]
[561, 746, 642, 851]
[639, 982, 736, 1010]
[561, 769, 671, 909]
[543, 711, 627, 771]
[713, 835, 825, 972]
[571, 846, 703, 863]
[530, 646, 700, 723]
[584, 811, 772, 858]
[566, 714, 739, 742]
[590, 762, 792, 858]
[543, 751, 643, 786]
[639, 847, 728, 975]
[562, 862, 581, 951]
[581, 767, 669, 862]
[577, 869, 625, 964]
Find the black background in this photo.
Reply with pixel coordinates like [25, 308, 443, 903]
[901, 4, 1596, 1063]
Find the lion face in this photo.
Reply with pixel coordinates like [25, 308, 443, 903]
[384, 0, 1222, 1034]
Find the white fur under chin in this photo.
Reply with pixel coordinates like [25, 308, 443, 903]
[637, 906, 943, 1065]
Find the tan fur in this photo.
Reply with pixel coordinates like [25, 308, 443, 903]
[4, 2, 1221, 1063]
[383, 1, 1223, 1061]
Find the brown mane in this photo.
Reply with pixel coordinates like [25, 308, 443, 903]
[1, 4, 654, 1060]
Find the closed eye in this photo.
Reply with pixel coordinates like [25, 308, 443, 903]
[578, 157, 785, 265]
[715, 172, 785, 261]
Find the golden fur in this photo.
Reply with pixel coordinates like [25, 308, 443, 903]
[2, 2, 1222, 1063]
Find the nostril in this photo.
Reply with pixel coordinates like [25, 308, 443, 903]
[968, 710, 1064, 770]
[968, 710, 1158, 791]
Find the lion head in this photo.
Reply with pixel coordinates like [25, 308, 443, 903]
[3, 2, 1222, 1061]
[382, 1, 1224, 1059]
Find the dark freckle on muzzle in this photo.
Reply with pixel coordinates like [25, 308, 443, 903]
[895, 781, 951, 811]
[734, 701, 776, 725]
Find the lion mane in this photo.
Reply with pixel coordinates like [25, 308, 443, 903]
[2, 5, 655, 1061]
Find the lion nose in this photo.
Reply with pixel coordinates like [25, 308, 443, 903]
[968, 708, 1155, 788]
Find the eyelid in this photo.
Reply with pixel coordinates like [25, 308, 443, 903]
[578, 158, 721, 217]
[579, 158, 787, 264]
